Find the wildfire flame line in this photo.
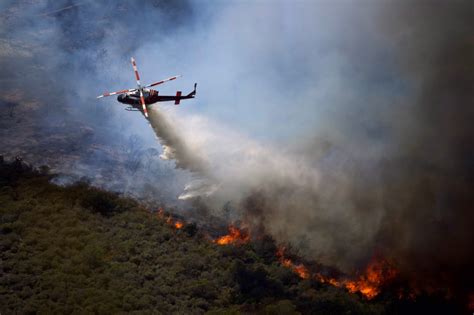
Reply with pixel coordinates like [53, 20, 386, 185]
[154, 209, 455, 303]
[156, 207, 184, 230]
[276, 247, 310, 279]
[155, 208, 397, 300]
[277, 247, 397, 300]
[214, 225, 250, 245]
[153, 208, 468, 307]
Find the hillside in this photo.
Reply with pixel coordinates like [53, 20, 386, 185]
[0, 159, 464, 314]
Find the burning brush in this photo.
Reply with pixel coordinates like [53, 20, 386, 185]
[277, 246, 397, 300]
[153, 208, 470, 307]
[214, 225, 251, 246]
[156, 207, 184, 230]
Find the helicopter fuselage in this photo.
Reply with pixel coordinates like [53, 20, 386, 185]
[117, 89, 160, 106]
[117, 85, 195, 110]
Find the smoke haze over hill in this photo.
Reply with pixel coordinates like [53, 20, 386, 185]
[0, 0, 473, 298]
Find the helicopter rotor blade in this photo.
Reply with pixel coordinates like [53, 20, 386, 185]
[97, 88, 136, 99]
[145, 75, 181, 88]
[131, 57, 143, 90]
[139, 88, 148, 118]
[131, 57, 148, 118]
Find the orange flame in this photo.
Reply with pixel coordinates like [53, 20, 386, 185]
[156, 208, 184, 230]
[214, 225, 250, 245]
[276, 247, 310, 279]
[315, 273, 341, 287]
[278, 246, 396, 300]
[293, 264, 310, 279]
[315, 258, 397, 300]
[343, 258, 397, 299]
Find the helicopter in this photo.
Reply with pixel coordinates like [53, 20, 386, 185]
[97, 57, 196, 118]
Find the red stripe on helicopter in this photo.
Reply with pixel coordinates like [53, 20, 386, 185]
[175, 91, 182, 105]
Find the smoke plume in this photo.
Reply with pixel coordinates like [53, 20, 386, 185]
[143, 1, 474, 295]
[1, 0, 473, 296]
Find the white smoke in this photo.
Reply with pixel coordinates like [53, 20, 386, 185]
[148, 106, 321, 205]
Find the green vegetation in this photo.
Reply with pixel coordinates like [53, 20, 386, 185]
[0, 159, 403, 314]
